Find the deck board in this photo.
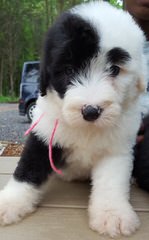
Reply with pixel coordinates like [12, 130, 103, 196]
[0, 157, 18, 174]
[0, 209, 148, 240]
[0, 157, 148, 239]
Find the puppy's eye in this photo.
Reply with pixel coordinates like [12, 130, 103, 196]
[109, 65, 120, 77]
[65, 66, 75, 76]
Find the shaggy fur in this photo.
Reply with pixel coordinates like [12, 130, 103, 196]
[0, 1, 147, 237]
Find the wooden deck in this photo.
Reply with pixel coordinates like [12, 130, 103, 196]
[0, 157, 148, 240]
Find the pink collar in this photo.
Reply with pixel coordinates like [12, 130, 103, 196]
[25, 114, 63, 175]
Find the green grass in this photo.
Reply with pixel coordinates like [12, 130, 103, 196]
[0, 95, 19, 103]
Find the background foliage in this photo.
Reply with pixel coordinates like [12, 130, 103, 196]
[0, 0, 122, 98]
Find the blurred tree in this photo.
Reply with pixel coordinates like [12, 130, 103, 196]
[110, 0, 123, 8]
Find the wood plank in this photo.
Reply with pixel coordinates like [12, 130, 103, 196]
[0, 157, 148, 211]
[0, 175, 10, 189]
[0, 208, 148, 240]
[0, 208, 149, 240]
[0, 175, 148, 212]
[0, 157, 18, 174]
[130, 185, 149, 212]
[44, 178, 149, 211]
[43, 177, 90, 208]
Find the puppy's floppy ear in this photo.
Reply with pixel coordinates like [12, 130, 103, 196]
[39, 15, 65, 97]
[39, 58, 51, 97]
[39, 27, 54, 97]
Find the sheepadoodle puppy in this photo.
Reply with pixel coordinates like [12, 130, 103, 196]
[0, 1, 147, 237]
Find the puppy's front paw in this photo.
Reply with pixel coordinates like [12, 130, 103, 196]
[89, 206, 140, 238]
[0, 190, 36, 225]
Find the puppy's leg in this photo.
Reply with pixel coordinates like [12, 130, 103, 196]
[0, 133, 63, 225]
[89, 155, 140, 238]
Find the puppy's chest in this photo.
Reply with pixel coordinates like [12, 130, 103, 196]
[63, 144, 105, 169]
[56, 127, 112, 167]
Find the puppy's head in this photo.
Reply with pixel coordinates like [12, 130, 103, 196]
[40, 2, 147, 129]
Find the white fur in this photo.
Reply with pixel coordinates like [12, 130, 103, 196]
[0, 177, 41, 225]
[0, 2, 147, 237]
[89, 155, 140, 237]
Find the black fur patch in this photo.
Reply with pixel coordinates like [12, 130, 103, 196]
[40, 12, 99, 97]
[133, 115, 149, 192]
[14, 133, 65, 186]
[106, 47, 131, 65]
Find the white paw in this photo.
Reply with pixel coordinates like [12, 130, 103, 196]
[0, 191, 35, 225]
[89, 206, 140, 238]
[0, 178, 40, 225]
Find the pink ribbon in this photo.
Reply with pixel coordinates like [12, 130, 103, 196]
[25, 114, 62, 175]
[24, 113, 45, 136]
[49, 119, 63, 175]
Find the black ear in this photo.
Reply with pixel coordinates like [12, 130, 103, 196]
[39, 13, 69, 97]
[39, 27, 54, 97]
[39, 57, 51, 97]
[39, 67, 48, 97]
[39, 11, 99, 97]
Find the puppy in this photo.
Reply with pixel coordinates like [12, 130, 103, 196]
[0, 1, 147, 237]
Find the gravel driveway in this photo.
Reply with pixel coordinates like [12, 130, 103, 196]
[0, 103, 30, 144]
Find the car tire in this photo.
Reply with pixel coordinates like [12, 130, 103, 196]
[26, 102, 36, 122]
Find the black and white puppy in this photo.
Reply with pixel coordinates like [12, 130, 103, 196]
[0, 2, 147, 237]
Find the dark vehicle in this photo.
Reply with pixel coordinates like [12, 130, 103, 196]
[19, 61, 40, 122]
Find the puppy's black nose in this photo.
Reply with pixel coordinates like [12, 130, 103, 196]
[82, 105, 101, 122]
